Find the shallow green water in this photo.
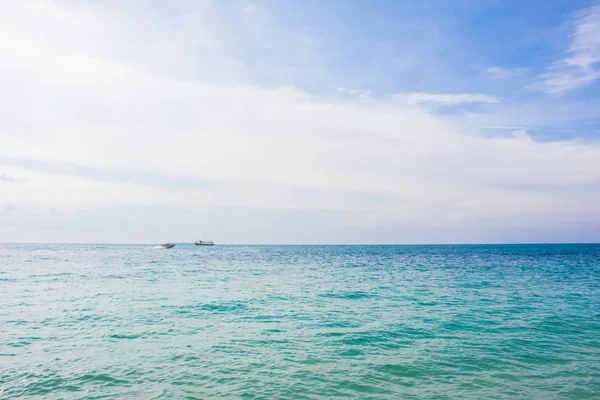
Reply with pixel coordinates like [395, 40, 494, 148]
[1, 244, 599, 399]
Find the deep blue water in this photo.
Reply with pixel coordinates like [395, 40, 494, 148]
[1, 244, 599, 399]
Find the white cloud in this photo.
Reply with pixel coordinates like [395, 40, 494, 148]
[536, 2, 600, 94]
[1, 1, 600, 242]
[511, 129, 534, 144]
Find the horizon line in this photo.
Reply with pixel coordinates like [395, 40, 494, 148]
[1, 242, 599, 246]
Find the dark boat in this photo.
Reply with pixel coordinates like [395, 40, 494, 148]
[159, 243, 175, 249]
[195, 240, 214, 246]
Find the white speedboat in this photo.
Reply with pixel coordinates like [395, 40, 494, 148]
[195, 240, 214, 246]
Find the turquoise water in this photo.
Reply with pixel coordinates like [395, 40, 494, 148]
[1, 244, 599, 399]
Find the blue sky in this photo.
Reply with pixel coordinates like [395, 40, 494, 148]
[1, 0, 600, 243]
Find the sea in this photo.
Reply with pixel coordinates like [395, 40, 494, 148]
[1, 244, 599, 399]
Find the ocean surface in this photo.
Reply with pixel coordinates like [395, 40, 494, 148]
[1, 244, 599, 399]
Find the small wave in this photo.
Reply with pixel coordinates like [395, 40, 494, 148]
[320, 290, 374, 300]
[168, 300, 251, 316]
[109, 333, 141, 340]
[79, 373, 130, 385]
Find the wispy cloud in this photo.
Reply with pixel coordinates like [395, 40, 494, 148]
[479, 66, 527, 80]
[337, 87, 372, 97]
[479, 125, 538, 131]
[535, 2, 600, 94]
[0, 173, 21, 182]
[337, 89, 498, 106]
[394, 92, 499, 107]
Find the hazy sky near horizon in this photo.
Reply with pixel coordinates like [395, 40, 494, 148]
[1, 0, 600, 244]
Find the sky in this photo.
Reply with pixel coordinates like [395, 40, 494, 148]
[1, 0, 600, 244]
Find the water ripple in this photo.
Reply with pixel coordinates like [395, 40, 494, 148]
[0, 243, 599, 399]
